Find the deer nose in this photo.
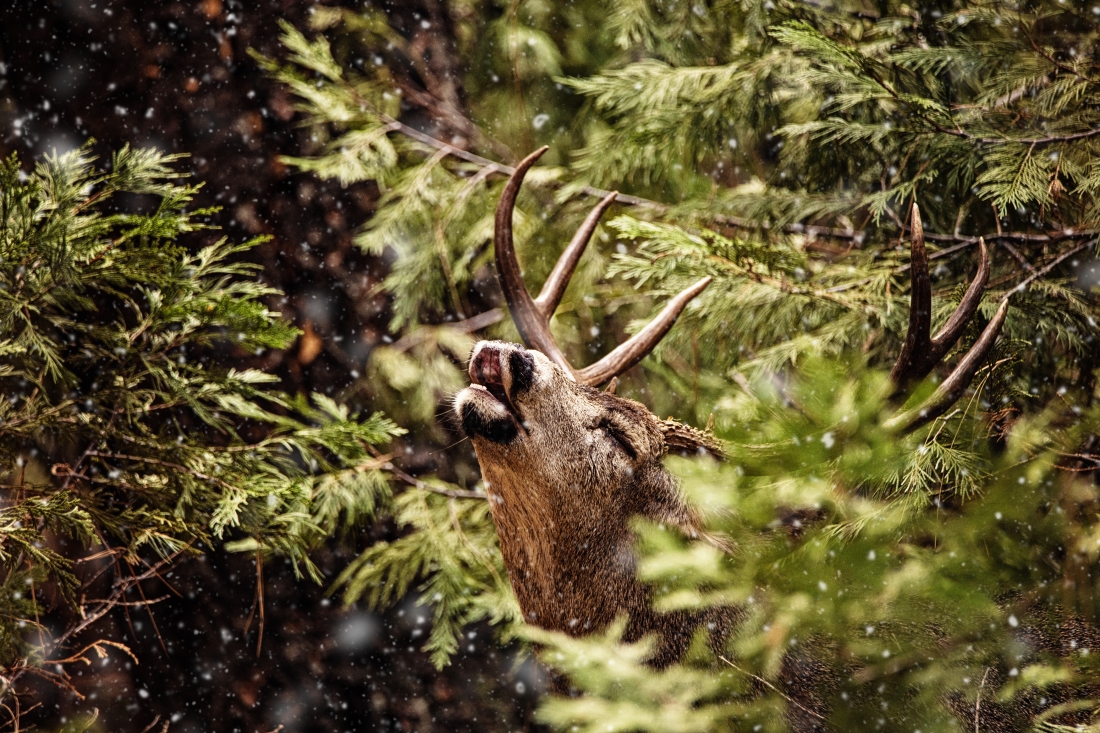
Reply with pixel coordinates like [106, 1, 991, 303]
[470, 344, 505, 387]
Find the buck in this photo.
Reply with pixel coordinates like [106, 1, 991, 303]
[453, 147, 1009, 684]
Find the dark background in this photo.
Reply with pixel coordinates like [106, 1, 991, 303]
[0, 2, 538, 731]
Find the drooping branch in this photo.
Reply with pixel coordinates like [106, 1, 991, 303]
[348, 86, 1097, 249]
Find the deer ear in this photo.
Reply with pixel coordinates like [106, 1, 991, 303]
[600, 405, 663, 461]
[659, 418, 724, 459]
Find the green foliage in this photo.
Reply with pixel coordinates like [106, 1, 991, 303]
[362, 324, 479, 434]
[532, 363, 1100, 731]
[528, 621, 740, 733]
[266, 0, 1100, 421]
[0, 147, 403, 674]
[333, 486, 521, 669]
[264, 0, 1100, 728]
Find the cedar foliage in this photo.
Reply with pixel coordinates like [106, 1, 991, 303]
[261, 1, 1100, 729]
[0, 147, 403, 711]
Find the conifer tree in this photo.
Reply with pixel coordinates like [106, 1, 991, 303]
[263, 1, 1099, 728]
[0, 146, 403, 717]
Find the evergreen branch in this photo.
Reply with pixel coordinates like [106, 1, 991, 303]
[861, 43, 1100, 146]
[338, 108, 1100, 246]
[937, 125, 1100, 146]
[1004, 239, 1096, 299]
[85, 451, 240, 493]
[1022, 26, 1100, 85]
[385, 462, 486, 501]
[1, 146, 405, 690]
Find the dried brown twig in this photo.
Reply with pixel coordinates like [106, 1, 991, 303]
[1, 548, 190, 726]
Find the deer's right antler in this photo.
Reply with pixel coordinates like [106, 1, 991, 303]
[494, 146, 712, 387]
[886, 204, 1010, 431]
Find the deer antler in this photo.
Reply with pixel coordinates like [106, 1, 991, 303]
[886, 203, 1010, 431]
[495, 146, 712, 386]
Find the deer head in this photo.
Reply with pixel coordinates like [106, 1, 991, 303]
[453, 148, 716, 652]
[454, 147, 1009, 658]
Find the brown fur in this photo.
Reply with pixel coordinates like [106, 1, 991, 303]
[455, 341, 716, 665]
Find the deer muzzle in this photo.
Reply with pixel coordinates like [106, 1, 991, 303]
[459, 342, 536, 442]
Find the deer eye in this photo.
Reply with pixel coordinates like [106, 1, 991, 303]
[597, 419, 637, 460]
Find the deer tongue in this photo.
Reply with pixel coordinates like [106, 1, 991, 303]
[471, 346, 524, 428]
[484, 381, 511, 410]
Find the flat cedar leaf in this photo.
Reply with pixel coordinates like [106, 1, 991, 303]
[0, 146, 403, 674]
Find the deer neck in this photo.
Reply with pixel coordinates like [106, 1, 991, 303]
[478, 459, 643, 633]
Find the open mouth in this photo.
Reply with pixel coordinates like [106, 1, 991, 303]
[470, 346, 524, 428]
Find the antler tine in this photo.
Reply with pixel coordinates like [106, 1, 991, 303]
[929, 237, 990, 354]
[494, 146, 574, 374]
[534, 190, 620, 318]
[495, 147, 711, 386]
[889, 203, 933, 391]
[882, 203, 1011, 431]
[890, 205, 996, 395]
[887, 298, 1010, 432]
[575, 276, 713, 386]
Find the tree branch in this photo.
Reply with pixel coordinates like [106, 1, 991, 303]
[86, 451, 239, 492]
[2, 549, 190, 714]
[1003, 240, 1095, 300]
[719, 656, 826, 723]
[386, 462, 486, 500]
[930, 122, 1100, 146]
[856, 48, 1100, 147]
[375, 107, 1100, 247]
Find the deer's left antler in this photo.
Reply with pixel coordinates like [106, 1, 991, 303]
[886, 204, 1010, 431]
[494, 146, 712, 387]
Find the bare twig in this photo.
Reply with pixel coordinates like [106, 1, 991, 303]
[56, 551, 187, 651]
[719, 656, 826, 723]
[935, 123, 1100, 146]
[2, 549, 190, 717]
[139, 716, 164, 733]
[255, 549, 265, 657]
[1022, 26, 1100, 85]
[386, 462, 486, 500]
[1003, 240, 1095, 300]
[397, 80, 515, 164]
[388, 308, 504, 354]
[975, 667, 991, 733]
[125, 558, 167, 654]
[51, 639, 140, 667]
[243, 549, 266, 657]
[998, 240, 1035, 273]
